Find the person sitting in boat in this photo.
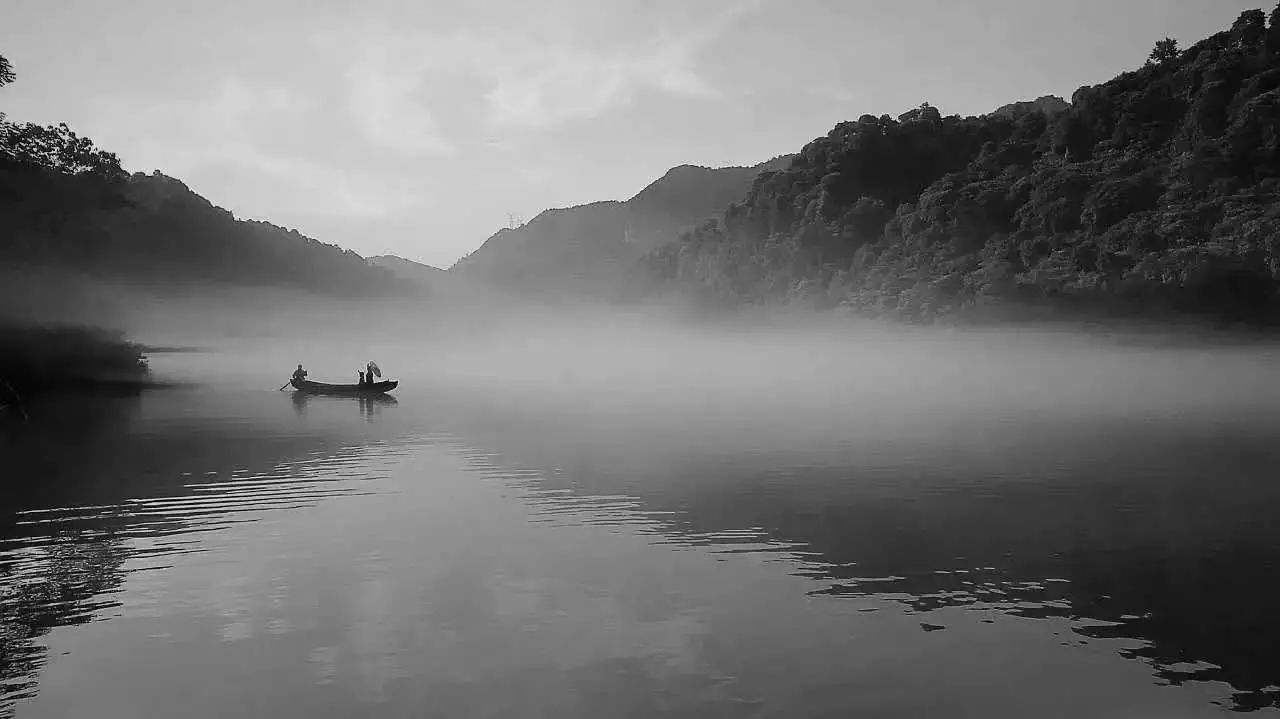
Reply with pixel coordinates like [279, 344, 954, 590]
[292, 364, 307, 383]
[358, 370, 366, 386]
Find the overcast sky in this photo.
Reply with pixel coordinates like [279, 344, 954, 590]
[0, 0, 1264, 267]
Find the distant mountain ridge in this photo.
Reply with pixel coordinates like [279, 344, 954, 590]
[368, 254, 446, 280]
[448, 156, 792, 299]
[622, 160, 793, 252]
[368, 253, 500, 303]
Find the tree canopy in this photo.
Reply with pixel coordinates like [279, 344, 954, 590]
[1148, 38, 1180, 64]
[2, 123, 123, 176]
[0, 53, 13, 124]
[643, 7, 1280, 326]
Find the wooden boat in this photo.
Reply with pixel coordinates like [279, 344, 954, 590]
[290, 378, 398, 395]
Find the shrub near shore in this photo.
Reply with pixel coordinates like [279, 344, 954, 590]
[0, 324, 149, 401]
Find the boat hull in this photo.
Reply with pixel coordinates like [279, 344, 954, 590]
[291, 379, 398, 395]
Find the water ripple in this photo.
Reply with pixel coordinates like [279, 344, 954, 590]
[0, 441, 415, 716]
[453, 441, 1278, 713]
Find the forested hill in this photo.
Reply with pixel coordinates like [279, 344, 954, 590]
[0, 153, 403, 296]
[449, 157, 791, 299]
[646, 7, 1280, 324]
[0, 58, 403, 297]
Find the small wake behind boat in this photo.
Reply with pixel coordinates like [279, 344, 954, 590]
[290, 378, 398, 395]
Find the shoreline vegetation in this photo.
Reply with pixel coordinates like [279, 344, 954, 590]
[0, 324, 154, 410]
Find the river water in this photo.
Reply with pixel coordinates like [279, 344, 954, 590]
[4, 326, 1280, 717]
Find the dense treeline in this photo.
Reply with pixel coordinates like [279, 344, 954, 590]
[646, 8, 1280, 324]
[0, 58, 404, 297]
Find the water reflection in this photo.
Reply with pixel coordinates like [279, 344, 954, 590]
[0, 391, 404, 716]
[444, 406, 1280, 713]
[289, 392, 398, 422]
[0, 534, 129, 705]
[4, 385, 1280, 715]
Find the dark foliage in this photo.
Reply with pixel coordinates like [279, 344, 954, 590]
[1149, 38, 1181, 65]
[2, 123, 123, 177]
[646, 7, 1280, 325]
[0, 54, 12, 126]
[0, 160, 405, 295]
[0, 56, 404, 297]
[0, 324, 148, 400]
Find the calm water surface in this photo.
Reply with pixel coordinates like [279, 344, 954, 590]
[3, 343, 1280, 717]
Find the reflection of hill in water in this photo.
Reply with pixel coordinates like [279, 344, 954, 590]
[0, 390, 401, 714]
[439, 401, 1280, 712]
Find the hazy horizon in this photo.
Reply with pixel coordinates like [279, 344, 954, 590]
[1, 0, 1266, 268]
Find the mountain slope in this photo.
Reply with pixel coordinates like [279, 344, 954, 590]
[368, 254, 447, 283]
[622, 161, 791, 252]
[0, 127, 404, 297]
[449, 157, 791, 299]
[646, 7, 1280, 324]
[369, 253, 512, 305]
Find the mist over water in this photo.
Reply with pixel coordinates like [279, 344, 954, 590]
[190, 298, 1280, 458]
[7, 294, 1280, 716]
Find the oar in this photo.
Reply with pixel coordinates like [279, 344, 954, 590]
[278, 381, 291, 391]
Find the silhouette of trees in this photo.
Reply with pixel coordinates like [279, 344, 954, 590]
[2, 123, 122, 176]
[0, 325, 147, 396]
[0, 53, 13, 125]
[1147, 38, 1180, 65]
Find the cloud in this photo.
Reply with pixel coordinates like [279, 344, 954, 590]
[322, 0, 764, 134]
[96, 77, 427, 221]
[482, 37, 715, 129]
[343, 53, 457, 157]
[479, 0, 768, 128]
[219, 152, 425, 220]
